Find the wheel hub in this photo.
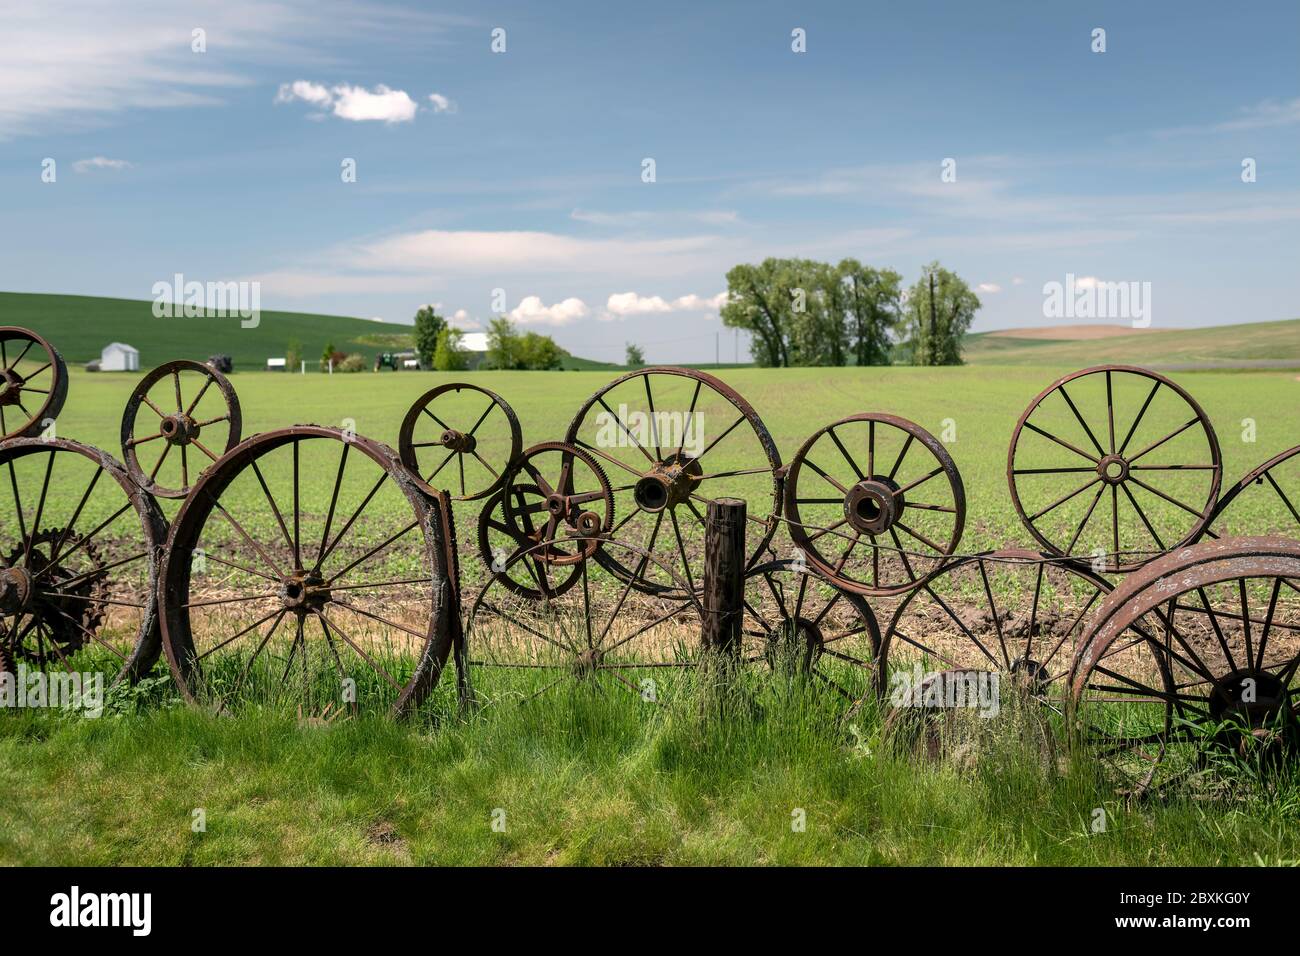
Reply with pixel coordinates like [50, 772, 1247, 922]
[844, 477, 904, 535]
[160, 413, 200, 446]
[1010, 656, 1050, 690]
[440, 429, 477, 454]
[634, 455, 702, 513]
[766, 617, 823, 673]
[280, 572, 330, 613]
[0, 368, 25, 406]
[0, 566, 33, 614]
[573, 648, 601, 676]
[1096, 454, 1129, 485]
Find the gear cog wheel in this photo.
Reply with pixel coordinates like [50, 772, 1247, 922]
[5, 527, 109, 659]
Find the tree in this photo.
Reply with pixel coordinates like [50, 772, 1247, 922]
[433, 327, 468, 371]
[413, 306, 447, 366]
[320, 341, 345, 371]
[720, 259, 797, 367]
[484, 316, 519, 370]
[518, 331, 564, 370]
[625, 342, 645, 367]
[838, 259, 902, 366]
[285, 339, 302, 372]
[901, 262, 981, 366]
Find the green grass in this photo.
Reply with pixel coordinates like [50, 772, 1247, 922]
[5, 675, 1300, 865]
[963, 318, 1300, 367]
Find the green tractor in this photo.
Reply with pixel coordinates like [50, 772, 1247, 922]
[374, 350, 421, 371]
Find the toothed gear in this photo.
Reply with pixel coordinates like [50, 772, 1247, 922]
[5, 527, 109, 657]
[500, 442, 616, 552]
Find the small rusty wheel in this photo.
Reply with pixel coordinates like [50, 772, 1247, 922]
[399, 383, 521, 501]
[462, 537, 703, 706]
[785, 414, 965, 596]
[1070, 536, 1300, 794]
[564, 366, 782, 600]
[158, 427, 453, 718]
[1200, 445, 1299, 541]
[0, 327, 68, 441]
[0, 438, 166, 684]
[474, 442, 614, 601]
[121, 359, 242, 498]
[881, 549, 1112, 712]
[1009, 365, 1222, 572]
[741, 558, 880, 700]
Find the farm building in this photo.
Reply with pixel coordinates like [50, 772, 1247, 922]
[100, 342, 140, 371]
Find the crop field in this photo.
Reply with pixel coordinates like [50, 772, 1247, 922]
[3, 358, 1300, 866]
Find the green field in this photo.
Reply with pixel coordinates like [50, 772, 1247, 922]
[3, 319, 1300, 865]
[0, 292, 618, 372]
[963, 318, 1300, 367]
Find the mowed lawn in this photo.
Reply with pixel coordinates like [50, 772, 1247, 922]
[3, 362, 1300, 866]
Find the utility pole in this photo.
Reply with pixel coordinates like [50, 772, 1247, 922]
[928, 270, 937, 367]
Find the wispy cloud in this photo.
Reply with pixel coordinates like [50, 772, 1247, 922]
[72, 156, 133, 173]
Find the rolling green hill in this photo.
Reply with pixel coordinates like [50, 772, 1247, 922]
[0, 292, 614, 371]
[962, 318, 1300, 367]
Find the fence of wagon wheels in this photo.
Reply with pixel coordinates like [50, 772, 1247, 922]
[1, 325, 1297, 793]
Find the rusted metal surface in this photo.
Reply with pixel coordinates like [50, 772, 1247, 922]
[563, 366, 783, 601]
[785, 413, 965, 596]
[120, 359, 243, 499]
[0, 327, 68, 442]
[157, 425, 452, 718]
[1200, 444, 1299, 541]
[399, 382, 522, 501]
[1069, 536, 1300, 790]
[1008, 365, 1222, 573]
[0, 436, 166, 685]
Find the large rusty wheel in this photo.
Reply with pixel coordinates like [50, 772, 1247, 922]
[158, 427, 454, 718]
[1201, 445, 1299, 541]
[399, 383, 521, 501]
[1009, 366, 1221, 573]
[462, 537, 703, 706]
[121, 359, 242, 498]
[563, 366, 782, 600]
[741, 558, 880, 701]
[880, 550, 1112, 713]
[474, 441, 614, 601]
[1070, 536, 1300, 794]
[0, 327, 67, 441]
[0, 438, 165, 684]
[785, 414, 964, 596]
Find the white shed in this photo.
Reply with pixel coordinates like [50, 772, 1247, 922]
[101, 342, 140, 372]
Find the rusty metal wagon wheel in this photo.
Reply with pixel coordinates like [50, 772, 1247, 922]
[158, 426, 453, 718]
[1200, 445, 1299, 541]
[563, 366, 782, 600]
[0, 438, 166, 684]
[121, 359, 242, 499]
[880, 550, 1112, 717]
[1009, 365, 1221, 573]
[0, 327, 68, 441]
[740, 558, 880, 701]
[474, 441, 614, 601]
[1069, 536, 1300, 795]
[399, 383, 521, 501]
[462, 536, 703, 706]
[785, 414, 965, 596]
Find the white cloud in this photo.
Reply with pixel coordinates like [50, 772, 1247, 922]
[977, 282, 1001, 293]
[427, 92, 456, 113]
[72, 156, 132, 173]
[605, 291, 727, 318]
[1012, 277, 1026, 285]
[509, 295, 588, 327]
[0, 1, 465, 140]
[448, 308, 480, 330]
[277, 81, 419, 123]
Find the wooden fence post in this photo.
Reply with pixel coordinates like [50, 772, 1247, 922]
[701, 497, 746, 659]
[433, 489, 472, 709]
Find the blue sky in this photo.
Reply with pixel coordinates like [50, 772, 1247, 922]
[2, 0, 1297, 362]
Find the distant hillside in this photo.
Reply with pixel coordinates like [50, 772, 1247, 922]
[962, 318, 1300, 367]
[0, 292, 608, 371]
